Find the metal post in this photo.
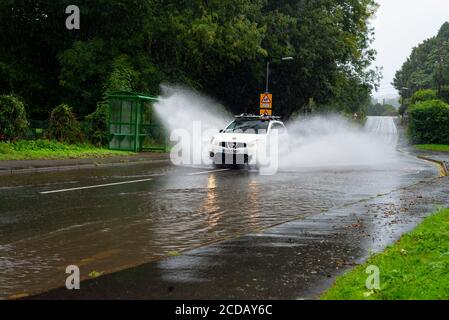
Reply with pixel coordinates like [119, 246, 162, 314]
[119, 99, 122, 150]
[265, 57, 293, 93]
[265, 61, 270, 93]
[107, 98, 111, 150]
[134, 100, 139, 153]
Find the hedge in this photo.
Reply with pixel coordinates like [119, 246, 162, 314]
[410, 89, 437, 105]
[408, 99, 449, 144]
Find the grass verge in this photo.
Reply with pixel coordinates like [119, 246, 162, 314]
[321, 208, 449, 300]
[0, 140, 134, 160]
[415, 144, 449, 153]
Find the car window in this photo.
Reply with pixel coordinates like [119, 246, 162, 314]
[224, 119, 269, 134]
[270, 122, 286, 134]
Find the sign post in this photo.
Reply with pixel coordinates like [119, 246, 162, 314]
[260, 93, 273, 115]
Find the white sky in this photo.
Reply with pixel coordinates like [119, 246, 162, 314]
[372, 0, 449, 98]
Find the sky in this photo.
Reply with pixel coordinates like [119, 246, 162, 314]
[372, 0, 449, 98]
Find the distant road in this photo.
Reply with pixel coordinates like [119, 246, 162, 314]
[364, 116, 398, 135]
[364, 116, 398, 146]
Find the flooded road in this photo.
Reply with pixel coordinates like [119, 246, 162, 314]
[0, 117, 440, 298]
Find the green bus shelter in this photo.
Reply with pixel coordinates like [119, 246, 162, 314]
[108, 91, 166, 152]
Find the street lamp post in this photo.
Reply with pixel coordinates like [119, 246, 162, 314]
[401, 86, 410, 100]
[265, 56, 293, 93]
[265, 61, 271, 93]
[436, 40, 448, 96]
[400, 87, 410, 124]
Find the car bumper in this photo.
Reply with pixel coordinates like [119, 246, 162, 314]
[209, 147, 251, 165]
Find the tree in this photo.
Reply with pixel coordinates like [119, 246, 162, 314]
[367, 102, 397, 116]
[394, 22, 449, 101]
[0, 0, 380, 124]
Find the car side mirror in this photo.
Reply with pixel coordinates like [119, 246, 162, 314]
[219, 129, 223, 133]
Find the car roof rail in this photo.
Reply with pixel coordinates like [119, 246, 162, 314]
[235, 113, 281, 120]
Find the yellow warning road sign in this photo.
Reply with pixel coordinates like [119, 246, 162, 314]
[260, 109, 272, 116]
[260, 93, 272, 109]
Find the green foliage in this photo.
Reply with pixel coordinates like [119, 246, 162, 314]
[438, 85, 449, 103]
[104, 55, 138, 94]
[85, 55, 140, 146]
[381, 105, 398, 116]
[0, 0, 379, 120]
[0, 94, 29, 141]
[415, 144, 449, 152]
[47, 104, 82, 144]
[0, 139, 133, 161]
[0, 141, 13, 154]
[394, 22, 449, 100]
[321, 208, 449, 300]
[58, 39, 110, 116]
[86, 102, 109, 147]
[367, 103, 397, 116]
[408, 100, 449, 144]
[410, 89, 437, 105]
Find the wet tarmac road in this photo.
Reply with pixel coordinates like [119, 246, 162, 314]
[0, 158, 439, 298]
[0, 117, 443, 298]
[33, 172, 448, 300]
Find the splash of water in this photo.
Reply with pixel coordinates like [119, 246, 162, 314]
[153, 85, 398, 170]
[281, 115, 398, 169]
[154, 85, 232, 134]
[153, 85, 233, 166]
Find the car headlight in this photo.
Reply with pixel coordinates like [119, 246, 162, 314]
[247, 141, 258, 149]
[211, 138, 220, 146]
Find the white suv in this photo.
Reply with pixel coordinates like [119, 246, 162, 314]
[209, 114, 289, 167]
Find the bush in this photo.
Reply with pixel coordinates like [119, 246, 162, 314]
[408, 99, 449, 144]
[0, 141, 13, 154]
[47, 104, 82, 143]
[0, 94, 29, 141]
[410, 89, 437, 105]
[86, 101, 109, 146]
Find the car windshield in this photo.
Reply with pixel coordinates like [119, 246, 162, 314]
[224, 119, 269, 134]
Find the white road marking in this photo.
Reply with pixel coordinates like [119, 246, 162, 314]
[188, 169, 230, 176]
[39, 178, 153, 194]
